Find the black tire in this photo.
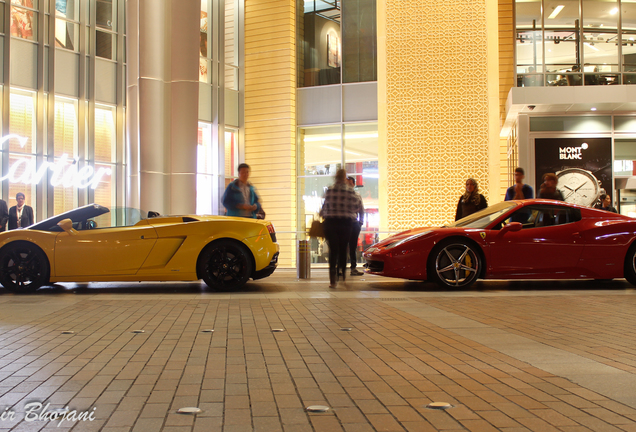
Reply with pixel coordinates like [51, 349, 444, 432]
[624, 245, 636, 286]
[0, 242, 50, 293]
[429, 239, 481, 288]
[198, 240, 253, 291]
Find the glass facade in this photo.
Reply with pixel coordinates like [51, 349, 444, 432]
[297, 122, 379, 264]
[0, 0, 125, 225]
[298, 0, 377, 87]
[516, 0, 636, 86]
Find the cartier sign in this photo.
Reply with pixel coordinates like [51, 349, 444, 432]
[0, 135, 111, 189]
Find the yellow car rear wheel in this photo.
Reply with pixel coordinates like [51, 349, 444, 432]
[0, 242, 50, 293]
[198, 239, 254, 291]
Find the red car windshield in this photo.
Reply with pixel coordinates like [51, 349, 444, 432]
[448, 201, 518, 229]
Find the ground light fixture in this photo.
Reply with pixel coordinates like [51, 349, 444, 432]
[271, 328, 285, 332]
[177, 407, 202, 414]
[201, 329, 215, 333]
[306, 406, 330, 413]
[426, 402, 453, 410]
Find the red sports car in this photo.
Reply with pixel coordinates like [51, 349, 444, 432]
[364, 199, 636, 288]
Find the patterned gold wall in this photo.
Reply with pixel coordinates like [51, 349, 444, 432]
[379, 0, 498, 230]
[244, 0, 297, 267]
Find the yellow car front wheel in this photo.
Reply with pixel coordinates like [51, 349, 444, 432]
[198, 240, 254, 291]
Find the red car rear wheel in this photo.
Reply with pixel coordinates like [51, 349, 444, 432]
[624, 245, 636, 286]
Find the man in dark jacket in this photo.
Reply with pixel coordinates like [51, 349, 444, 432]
[9, 192, 34, 229]
[222, 163, 262, 218]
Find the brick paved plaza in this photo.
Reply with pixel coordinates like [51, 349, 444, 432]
[1, 271, 636, 431]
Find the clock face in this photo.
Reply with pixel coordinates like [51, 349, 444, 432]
[557, 171, 598, 207]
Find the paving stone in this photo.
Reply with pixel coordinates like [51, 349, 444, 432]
[2, 275, 636, 431]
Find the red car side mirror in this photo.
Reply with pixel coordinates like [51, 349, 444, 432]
[500, 222, 522, 234]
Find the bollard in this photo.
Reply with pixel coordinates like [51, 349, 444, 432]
[297, 240, 311, 279]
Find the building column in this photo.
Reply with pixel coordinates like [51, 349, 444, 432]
[126, 0, 199, 215]
[378, 0, 500, 231]
[244, 0, 297, 267]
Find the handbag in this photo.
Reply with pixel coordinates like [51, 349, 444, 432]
[308, 220, 324, 238]
[256, 208, 266, 219]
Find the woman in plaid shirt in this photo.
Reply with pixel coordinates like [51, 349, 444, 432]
[320, 169, 359, 288]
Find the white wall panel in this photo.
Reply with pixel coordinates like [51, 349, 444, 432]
[198, 83, 212, 122]
[297, 85, 341, 125]
[95, 58, 117, 104]
[55, 49, 80, 97]
[225, 89, 239, 127]
[343, 82, 377, 122]
[10, 39, 37, 89]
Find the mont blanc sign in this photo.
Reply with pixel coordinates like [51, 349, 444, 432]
[0, 135, 111, 189]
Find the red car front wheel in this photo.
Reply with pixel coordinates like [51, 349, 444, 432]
[430, 240, 481, 288]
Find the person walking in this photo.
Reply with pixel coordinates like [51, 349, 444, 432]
[455, 178, 488, 221]
[505, 167, 534, 201]
[320, 169, 359, 288]
[346, 176, 365, 276]
[538, 173, 564, 201]
[598, 194, 617, 213]
[8, 192, 34, 230]
[221, 163, 263, 218]
[0, 199, 8, 232]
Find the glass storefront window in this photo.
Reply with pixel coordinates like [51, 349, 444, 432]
[614, 139, 636, 176]
[56, 0, 79, 22]
[342, 0, 376, 83]
[94, 105, 116, 162]
[93, 162, 115, 208]
[199, 58, 208, 83]
[55, 19, 79, 51]
[11, 4, 37, 41]
[515, 0, 636, 86]
[201, 0, 208, 58]
[96, 0, 116, 31]
[54, 98, 77, 158]
[9, 90, 36, 154]
[197, 123, 217, 215]
[224, 129, 238, 187]
[299, 1, 341, 87]
[298, 125, 342, 260]
[344, 122, 378, 257]
[96, 30, 116, 60]
[300, 125, 342, 176]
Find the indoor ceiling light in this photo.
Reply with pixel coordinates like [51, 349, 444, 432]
[304, 134, 340, 142]
[344, 132, 379, 140]
[548, 5, 565, 19]
[591, 107, 597, 111]
[304, 132, 378, 143]
[610, 7, 619, 15]
[320, 145, 361, 156]
[584, 42, 600, 51]
[321, 145, 342, 151]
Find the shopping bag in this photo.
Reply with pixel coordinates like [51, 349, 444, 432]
[308, 220, 324, 238]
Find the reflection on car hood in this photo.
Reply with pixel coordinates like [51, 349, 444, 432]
[373, 226, 441, 247]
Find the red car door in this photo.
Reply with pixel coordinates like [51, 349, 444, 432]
[486, 204, 585, 278]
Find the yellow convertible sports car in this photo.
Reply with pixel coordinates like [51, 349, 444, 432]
[0, 204, 279, 293]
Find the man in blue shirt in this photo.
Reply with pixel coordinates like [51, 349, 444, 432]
[222, 163, 263, 218]
[505, 167, 534, 201]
